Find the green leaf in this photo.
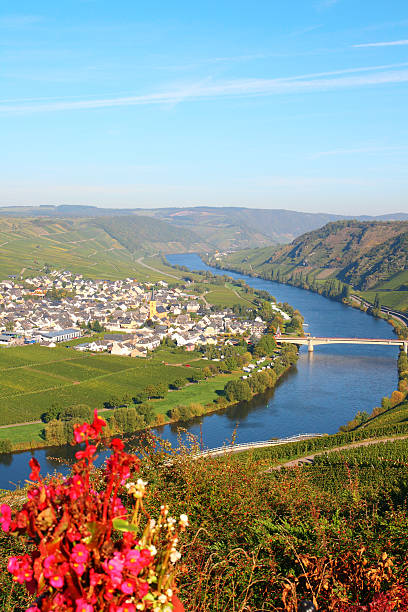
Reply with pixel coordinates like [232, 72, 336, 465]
[112, 518, 139, 533]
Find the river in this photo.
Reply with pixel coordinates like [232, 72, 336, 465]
[0, 254, 398, 489]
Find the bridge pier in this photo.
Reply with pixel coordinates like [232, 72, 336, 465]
[404, 341, 408, 354]
[308, 340, 314, 353]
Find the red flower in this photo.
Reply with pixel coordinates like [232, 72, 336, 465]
[29, 457, 41, 482]
[71, 543, 89, 564]
[7, 554, 33, 584]
[110, 438, 124, 451]
[75, 445, 97, 461]
[0, 504, 12, 532]
[73, 423, 94, 443]
[91, 409, 106, 435]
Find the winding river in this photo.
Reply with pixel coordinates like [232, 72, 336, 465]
[0, 254, 399, 489]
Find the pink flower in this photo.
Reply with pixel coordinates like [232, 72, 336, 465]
[7, 554, 33, 583]
[112, 497, 126, 518]
[125, 549, 142, 574]
[76, 599, 94, 612]
[71, 543, 89, 564]
[103, 552, 125, 575]
[71, 561, 86, 576]
[43, 554, 68, 588]
[26, 607, 41, 612]
[118, 604, 136, 612]
[89, 569, 104, 586]
[121, 579, 135, 594]
[0, 504, 12, 532]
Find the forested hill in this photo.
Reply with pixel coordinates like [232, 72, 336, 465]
[214, 220, 408, 311]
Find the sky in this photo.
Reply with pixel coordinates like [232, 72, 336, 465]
[1, 1, 408, 215]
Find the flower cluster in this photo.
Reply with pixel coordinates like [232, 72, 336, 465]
[0, 410, 187, 612]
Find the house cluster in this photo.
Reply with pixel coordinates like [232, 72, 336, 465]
[0, 270, 273, 355]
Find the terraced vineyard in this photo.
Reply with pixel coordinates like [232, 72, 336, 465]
[0, 344, 210, 426]
[0, 216, 203, 281]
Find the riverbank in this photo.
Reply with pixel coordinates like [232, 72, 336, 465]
[0, 349, 299, 454]
[207, 255, 408, 338]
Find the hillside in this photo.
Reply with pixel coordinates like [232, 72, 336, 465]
[214, 220, 408, 311]
[0, 216, 205, 281]
[1, 204, 408, 249]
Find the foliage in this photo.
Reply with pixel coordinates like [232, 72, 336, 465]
[133, 434, 408, 611]
[0, 412, 187, 611]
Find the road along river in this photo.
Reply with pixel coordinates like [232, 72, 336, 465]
[0, 254, 399, 489]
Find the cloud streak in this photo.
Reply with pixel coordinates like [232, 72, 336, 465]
[1, 63, 408, 114]
[310, 146, 407, 159]
[353, 40, 408, 47]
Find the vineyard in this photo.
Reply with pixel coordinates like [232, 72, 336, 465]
[0, 344, 207, 425]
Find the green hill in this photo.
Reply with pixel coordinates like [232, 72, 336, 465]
[0, 215, 205, 281]
[2, 204, 407, 250]
[214, 220, 408, 311]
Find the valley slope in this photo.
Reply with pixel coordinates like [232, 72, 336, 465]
[213, 220, 408, 311]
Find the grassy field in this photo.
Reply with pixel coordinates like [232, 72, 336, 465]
[0, 344, 208, 426]
[357, 290, 408, 311]
[205, 285, 250, 307]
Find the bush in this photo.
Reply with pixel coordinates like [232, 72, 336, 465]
[0, 439, 12, 453]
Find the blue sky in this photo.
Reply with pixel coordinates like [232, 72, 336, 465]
[1, 1, 408, 214]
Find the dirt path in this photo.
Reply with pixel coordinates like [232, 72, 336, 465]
[136, 256, 180, 280]
[268, 435, 408, 470]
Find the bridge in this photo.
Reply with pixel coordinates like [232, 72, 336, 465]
[275, 335, 408, 353]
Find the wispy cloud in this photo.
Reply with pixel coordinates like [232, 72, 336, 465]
[316, 0, 339, 10]
[353, 39, 408, 48]
[0, 15, 43, 28]
[1, 63, 408, 114]
[310, 146, 407, 159]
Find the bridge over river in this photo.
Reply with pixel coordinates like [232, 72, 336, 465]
[275, 335, 408, 353]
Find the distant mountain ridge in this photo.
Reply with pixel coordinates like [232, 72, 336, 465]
[1, 204, 407, 249]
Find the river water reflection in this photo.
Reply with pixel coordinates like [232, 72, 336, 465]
[0, 254, 398, 489]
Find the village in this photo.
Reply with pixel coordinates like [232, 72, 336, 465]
[0, 269, 291, 357]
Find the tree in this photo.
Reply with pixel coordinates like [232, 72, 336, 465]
[172, 378, 186, 390]
[144, 384, 158, 399]
[59, 404, 91, 422]
[41, 403, 61, 423]
[224, 379, 252, 402]
[155, 383, 168, 398]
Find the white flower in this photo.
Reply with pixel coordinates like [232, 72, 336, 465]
[125, 482, 135, 490]
[133, 478, 147, 498]
[179, 514, 189, 528]
[170, 550, 182, 563]
[166, 588, 173, 598]
[158, 594, 168, 604]
[148, 544, 157, 556]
